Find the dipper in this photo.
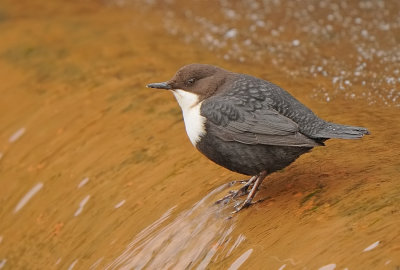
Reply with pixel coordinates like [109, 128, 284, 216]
[147, 64, 369, 211]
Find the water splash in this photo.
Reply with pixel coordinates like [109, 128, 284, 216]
[105, 183, 243, 269]
[227, 249, 253, 270]
[126, 0, 400, 106]
[226, 234, 246, 257]
[90, 257, 104, 269]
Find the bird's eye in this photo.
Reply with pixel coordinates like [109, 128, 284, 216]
[187, 78, 196, 85]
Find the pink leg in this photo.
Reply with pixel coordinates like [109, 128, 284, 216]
[235, 171, 267, 212]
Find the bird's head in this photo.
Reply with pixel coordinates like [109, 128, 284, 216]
[147, 64, 230, 107]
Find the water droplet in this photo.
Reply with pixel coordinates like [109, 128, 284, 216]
[67, 259, 78, 270]
[363, 240, 380, 252]
[114, 200, 126, 209]
[278, 264, 286, 270]
[8, 127, 26, 143]
[0, 259, 7, 269]
[225, 29, 238, 39]
[74, 195, 91, 217]
[78, 177, 90, 189]
[292, 39, 300, 46]
[318, 263, 336, 270]
[14, 182, 44, 213]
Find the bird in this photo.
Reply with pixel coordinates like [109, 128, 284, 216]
[147, 64, 369, 211]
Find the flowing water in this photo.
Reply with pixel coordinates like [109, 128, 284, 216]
[0, 0, 399, 269]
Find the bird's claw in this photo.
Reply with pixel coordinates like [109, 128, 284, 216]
[232, 200, 253, 213]
[215, 178, 255, 205]
[215, 193, 234, 205]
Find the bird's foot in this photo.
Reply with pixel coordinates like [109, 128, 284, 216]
[233, 176, 257, 197]
[232, 171, 268, 213]
[215, 193, 234, 205]
[215, 189, 247, 205]
[215, 176, 257, 205]
[233, 200, 253, 213]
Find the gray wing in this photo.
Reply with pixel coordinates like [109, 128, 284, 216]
[201, 95, 321, 147]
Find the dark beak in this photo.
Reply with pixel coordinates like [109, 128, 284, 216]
[146, 82, 172, 90]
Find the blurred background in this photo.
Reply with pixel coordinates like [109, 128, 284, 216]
[0, 0, 399, 269]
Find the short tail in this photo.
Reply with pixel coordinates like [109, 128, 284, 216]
[314, 122, 370, 139]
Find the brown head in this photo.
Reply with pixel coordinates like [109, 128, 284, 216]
[147, 63, 232, 100]
[147, 64, 233, 145]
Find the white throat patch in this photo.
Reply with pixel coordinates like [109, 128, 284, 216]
[172, 89, 206, 146]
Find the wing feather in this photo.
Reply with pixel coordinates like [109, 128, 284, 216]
[201, 96, 320, 147]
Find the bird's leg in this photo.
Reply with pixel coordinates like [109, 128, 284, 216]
[230, 175, 257, 198]
[215, 176, 257, 205]
[234, 171, 267, 212]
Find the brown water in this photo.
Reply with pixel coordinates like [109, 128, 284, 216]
[0, 0, 399, 269]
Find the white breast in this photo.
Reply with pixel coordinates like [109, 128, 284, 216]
[172, 90, 206, 146]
